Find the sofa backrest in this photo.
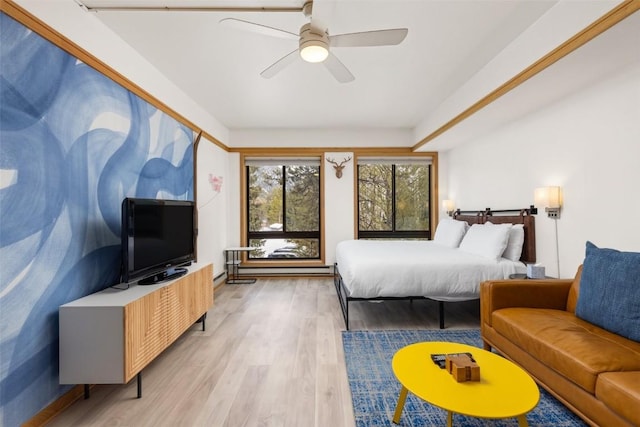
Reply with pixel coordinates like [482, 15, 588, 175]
[566, 264, 583, 313]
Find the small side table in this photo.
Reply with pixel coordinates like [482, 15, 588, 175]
[224, 247, 257, 284]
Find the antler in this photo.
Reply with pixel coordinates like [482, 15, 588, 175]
[326, 156, 352, 167]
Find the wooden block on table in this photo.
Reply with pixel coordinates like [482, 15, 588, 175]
[445, 354, 480, 382]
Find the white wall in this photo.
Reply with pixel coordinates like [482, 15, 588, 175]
[442, 61, 640, 278]
[324, 152, 356, 263]
[196, 138, 231, 278]
[230, 128, 414, 148]
[226, 153, 242, 248]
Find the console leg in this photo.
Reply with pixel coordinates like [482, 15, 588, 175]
[195, 313, 206, 331]
[84, 384, 90, 399]
[137, 372, 142, 398]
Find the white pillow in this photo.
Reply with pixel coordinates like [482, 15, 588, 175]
[459, 223, 511, 261]
[503, 224, 525, 261]
[433, 219, 469, 248]
[485, 221, 525, 261]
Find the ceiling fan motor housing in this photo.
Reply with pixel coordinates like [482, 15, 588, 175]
[299, 23, 329, 62]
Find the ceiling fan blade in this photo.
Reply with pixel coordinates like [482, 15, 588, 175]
[261, 49, 299, 79]
[219, 18, 298, 40]
[323, 52, 355, 83]
[330, 28, 408, 47]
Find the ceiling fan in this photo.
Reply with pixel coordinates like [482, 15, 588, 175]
[220, 1, 408, 83]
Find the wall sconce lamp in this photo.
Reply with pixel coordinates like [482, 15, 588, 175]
[442, 199, 455, 217]
[534, 186, 562, 219]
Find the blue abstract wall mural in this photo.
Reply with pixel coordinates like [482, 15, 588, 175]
[0, 12, 194, 425]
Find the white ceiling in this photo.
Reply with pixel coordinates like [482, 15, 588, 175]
[80, 0, 558, 131]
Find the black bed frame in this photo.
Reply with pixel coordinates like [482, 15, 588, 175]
[334, 263, 448, 330]
[334, 207, 537, 330]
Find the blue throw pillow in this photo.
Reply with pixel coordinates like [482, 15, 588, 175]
[575, 241, 640, 342]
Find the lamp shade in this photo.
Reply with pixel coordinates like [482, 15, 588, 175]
[534, 188, 547, 206]
[442, 199, 454, 212]
[534, 186, 562, 208]
[547, 186, 562, 207]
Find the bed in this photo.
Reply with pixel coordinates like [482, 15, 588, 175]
[334, 208, 536, 330]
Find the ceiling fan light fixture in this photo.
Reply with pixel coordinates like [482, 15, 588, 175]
[299, 23, 329, 63]
[300, 42, 328, 63]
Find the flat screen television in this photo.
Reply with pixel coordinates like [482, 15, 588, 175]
[121, 197, 196, 285]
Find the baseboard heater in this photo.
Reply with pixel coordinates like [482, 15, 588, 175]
[237, 265, 334, 277]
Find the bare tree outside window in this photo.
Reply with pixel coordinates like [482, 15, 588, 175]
[358, 162, 431, 239]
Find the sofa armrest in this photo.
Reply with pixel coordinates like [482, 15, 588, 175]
[480, 279, 573, 327]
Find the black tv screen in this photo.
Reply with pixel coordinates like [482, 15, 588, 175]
[121, 198, 195, 284]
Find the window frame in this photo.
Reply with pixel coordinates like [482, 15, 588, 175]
[357, 157, 433, 240]
[241, 155, 324, 263]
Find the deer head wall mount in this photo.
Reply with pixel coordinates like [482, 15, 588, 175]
[326, 156, 352, 179]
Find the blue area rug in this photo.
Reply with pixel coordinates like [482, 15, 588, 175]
[342, 329, 587, 427]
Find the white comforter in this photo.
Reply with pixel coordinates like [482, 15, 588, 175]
[335, 239, 526, 301]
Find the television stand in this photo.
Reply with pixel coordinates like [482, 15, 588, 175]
[138, 267, 188, 285]
[59, 264, 213, 398]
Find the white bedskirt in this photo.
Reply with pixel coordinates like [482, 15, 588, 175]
[335, 240, 526, 301]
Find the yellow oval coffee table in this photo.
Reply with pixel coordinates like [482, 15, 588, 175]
[392, 342, 539, 426]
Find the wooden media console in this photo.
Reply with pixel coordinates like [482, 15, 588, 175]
[59, 263, 213, 398]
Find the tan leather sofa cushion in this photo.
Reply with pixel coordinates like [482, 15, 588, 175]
[596, 371, 640, 426]
[565, 265, 582, 313]
[492, 307, 640, 393]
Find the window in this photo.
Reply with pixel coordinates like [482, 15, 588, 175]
[358, 158, 431, 239]
[246, 158, 321, 259]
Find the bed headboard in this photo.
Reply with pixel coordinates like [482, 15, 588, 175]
[453, 207, 536, 264]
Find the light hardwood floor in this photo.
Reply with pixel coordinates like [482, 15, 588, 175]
[47, 278, 481, 427]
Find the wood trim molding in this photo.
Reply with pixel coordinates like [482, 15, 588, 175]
[412, 0, 640, 151]
[0, 0, 228, 152]
[22, 384, 90, 427]
[240, 260, 328, 268]
[239, 153, 249, 261]
[352, 154, 359, 239]
[431, 154, 440, 234]
[80, 5, 303, 13]
[230, 146, 417, 155]
[320, 156, 326, 263]
[351, 151, 439, 239]
[193, 131, 203, 261]
[239, 152, 328, 266]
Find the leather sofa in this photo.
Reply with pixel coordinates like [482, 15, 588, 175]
[480, 266, 640, 427]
